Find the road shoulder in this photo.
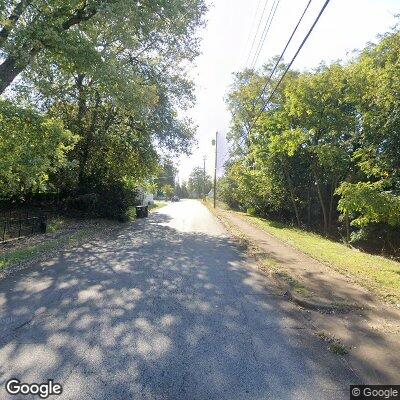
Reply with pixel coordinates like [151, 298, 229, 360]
[206, 202, 400, 384]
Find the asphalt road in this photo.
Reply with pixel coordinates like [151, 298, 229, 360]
[0, 200, 357, 399]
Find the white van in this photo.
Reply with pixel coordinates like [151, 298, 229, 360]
[143, 192, 154, 206]
[136, 188, 154, 206]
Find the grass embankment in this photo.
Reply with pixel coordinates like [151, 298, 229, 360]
[237, 212, 400, 304]
[0, 227, 93, 272]
[0, 217, 119, 273]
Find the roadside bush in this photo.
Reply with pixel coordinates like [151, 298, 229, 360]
[64, 184, 139, 221]
[349, 223, 400, 258]
[247, 207, 257, 216]
[95, 184, 139, 221]
[64, 194, 99, 215]
[218, 175, 240, 210]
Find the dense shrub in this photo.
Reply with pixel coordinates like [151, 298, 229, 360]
[94, 185, 139, 221]
[64, 194, 99, 215]
[349, 224, 400, 257]
[64, 185, 139, 221]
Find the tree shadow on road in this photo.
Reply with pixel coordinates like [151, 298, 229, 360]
[0, 212, 373, 399]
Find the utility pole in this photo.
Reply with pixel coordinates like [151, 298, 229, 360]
[203, 155, 206, 199]
[213, 131, 218, 208]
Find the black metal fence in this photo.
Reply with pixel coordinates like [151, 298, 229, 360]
[0, 211, 48, 243]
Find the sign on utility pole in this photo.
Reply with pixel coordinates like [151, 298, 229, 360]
[212, 132, 218, 208]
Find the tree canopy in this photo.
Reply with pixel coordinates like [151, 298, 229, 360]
[0, 0, 207, 219]
[188, 166, 212, 199]
[220, 25, 400, 255]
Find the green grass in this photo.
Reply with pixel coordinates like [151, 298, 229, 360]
[149, 201, 167, 211]
[316, 331, 348, 355]
[0, 227, 95, 272]
[238, 212, 400, 304]
[274, 271, 311, 297]
[47, 217, 67, 233]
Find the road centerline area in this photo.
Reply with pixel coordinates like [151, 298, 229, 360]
[0, 200, 357, 400]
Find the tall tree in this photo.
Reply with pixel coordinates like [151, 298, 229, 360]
[222, 23, 400, 249]
[0, 0, 206, 94]
[187, 167, 212, 198]
[2, 0, 206, 198]
[0, 100, 77, 198]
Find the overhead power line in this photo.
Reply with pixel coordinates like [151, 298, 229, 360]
[250, 0, 281, 68]
[244, 0, 271, 67]
[226, 0, 331, 164]
[249, 0, 331, 132]
[242, 0, 263, 65]
[252, 0, 312, 110]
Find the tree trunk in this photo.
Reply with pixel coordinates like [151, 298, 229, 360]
[0, 4, 97, 94]
[0, 45, 41, 93]
[78, 89, 100, 191]
[0, 0, 32, 47]
[313, 170, 328, 236]
[307, 184, 311, 227]
[76, 75, 87, 190]
[75, 74, 87, 123]
[328, 179, 337, 234]
[282, 160, 301, 227]
[345, 213, 350, 243]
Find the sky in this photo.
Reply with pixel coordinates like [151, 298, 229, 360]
[177, 0, 399, 183]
